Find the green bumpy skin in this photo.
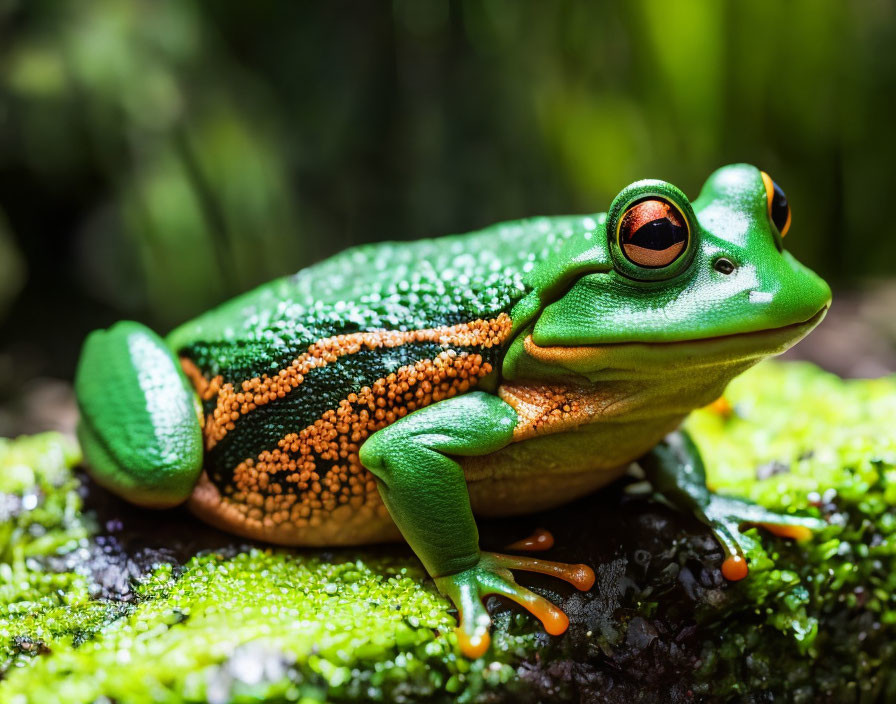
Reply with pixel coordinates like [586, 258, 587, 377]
[74, 164, 832, 657]
[75, 322, 204, 508]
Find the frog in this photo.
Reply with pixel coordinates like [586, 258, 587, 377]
[74, 164, 831, 657]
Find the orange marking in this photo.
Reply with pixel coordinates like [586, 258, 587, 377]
[506, 528, 555, 552]
[760, 170, 790, 237]
[721, 555, 749, 581]
[499, 384, 579, 440]
[180, 358, 223, 402]
[761, 171, 776, 218]
[500, 382, 617, 441]
[758, 523, 812, 541]
[198, 314, 512, 449]
[705, 396, 733, 419]
[219, 350, 498, 533]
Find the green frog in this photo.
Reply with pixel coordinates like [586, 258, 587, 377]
[75, 164, 830, 657]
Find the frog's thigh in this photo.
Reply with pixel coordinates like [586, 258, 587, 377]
[359, 392, 517, 577]
[75, 321, 204, 508]
[463, 429, 630, 517]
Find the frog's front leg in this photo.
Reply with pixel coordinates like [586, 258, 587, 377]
[640, 430, 824, 580]
[359, 392, 594, 657]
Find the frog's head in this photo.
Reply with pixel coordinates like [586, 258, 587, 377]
[522, 164, 831, 397]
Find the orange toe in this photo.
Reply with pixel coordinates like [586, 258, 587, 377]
[538, 604, 570, 636]
[506, 528, 555, 552]
[456, 627, 491, 658]
[721, 555, 749, 581]
[490, 553, 596, 591]
[569, 563, 596, 591]
[758, 523, 812, 541]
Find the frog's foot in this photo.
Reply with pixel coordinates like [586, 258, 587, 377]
[702, 494, 825, 581]
[434, 552, 595, 657]
[505, 528, 555, 552]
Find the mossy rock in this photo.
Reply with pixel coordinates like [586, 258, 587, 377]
[1, 362, 895, 703]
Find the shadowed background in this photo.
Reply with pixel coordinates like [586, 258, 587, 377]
[0, 0, 894, 427]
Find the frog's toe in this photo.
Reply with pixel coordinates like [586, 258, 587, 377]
[435, 573, 493, 658]
[703, 495, 825, 581]
[505, 528, 555, 552]
[435, 553, 592, 657]
[483, 551, 595, 591]
[483, 571, 570, 635]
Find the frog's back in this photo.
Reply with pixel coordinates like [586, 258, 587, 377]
[168, 216, 590, 544]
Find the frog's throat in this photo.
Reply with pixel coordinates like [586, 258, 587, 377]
[522, 306, 827, 381]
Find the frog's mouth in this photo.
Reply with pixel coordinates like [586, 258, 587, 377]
[524, 306, 828, 379]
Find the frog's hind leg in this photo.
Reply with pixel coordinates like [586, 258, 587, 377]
[75, 321, 204, 508]
[640, 430, 825, 581]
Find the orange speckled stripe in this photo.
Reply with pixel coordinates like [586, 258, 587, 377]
[197, 313, 512, 450]
[220, 348, 494, 532]
[181, 357, 223, 401]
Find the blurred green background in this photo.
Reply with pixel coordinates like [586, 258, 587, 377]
[0, 0, 894, 385]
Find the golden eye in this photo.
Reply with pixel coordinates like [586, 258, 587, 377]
[760, 171, 791, 237]
[617, 198, 689, 269]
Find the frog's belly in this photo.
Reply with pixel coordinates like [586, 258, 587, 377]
[465, 414, 682, 516]
[188, 414, 681, 546]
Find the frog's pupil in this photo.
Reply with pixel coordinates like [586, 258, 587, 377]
[627, 218, 686, 251]
[770, 181, 789, 233]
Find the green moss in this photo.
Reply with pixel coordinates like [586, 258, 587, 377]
[0, 433, 120, 677]
[687, 362, 896, 700]
[1, 362, 896, 702]
[1, 550, 527, 703]
[0, 435, 525, 702]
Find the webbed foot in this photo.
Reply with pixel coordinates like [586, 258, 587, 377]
[434, 552, 594, 657]
[701, 494, 824, 580]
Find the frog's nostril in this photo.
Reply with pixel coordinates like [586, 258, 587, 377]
[714, 257, 736, 275]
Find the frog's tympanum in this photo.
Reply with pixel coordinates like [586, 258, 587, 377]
[75, 165, 831, 656]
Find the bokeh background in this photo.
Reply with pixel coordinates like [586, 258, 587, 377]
[1, 0, 895, 433]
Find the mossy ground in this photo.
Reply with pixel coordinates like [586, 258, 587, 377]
[1, 361, 895, 703]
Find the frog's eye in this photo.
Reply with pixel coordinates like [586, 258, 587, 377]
[760, 171, 791, 237]
[617, 198, 689, 269]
